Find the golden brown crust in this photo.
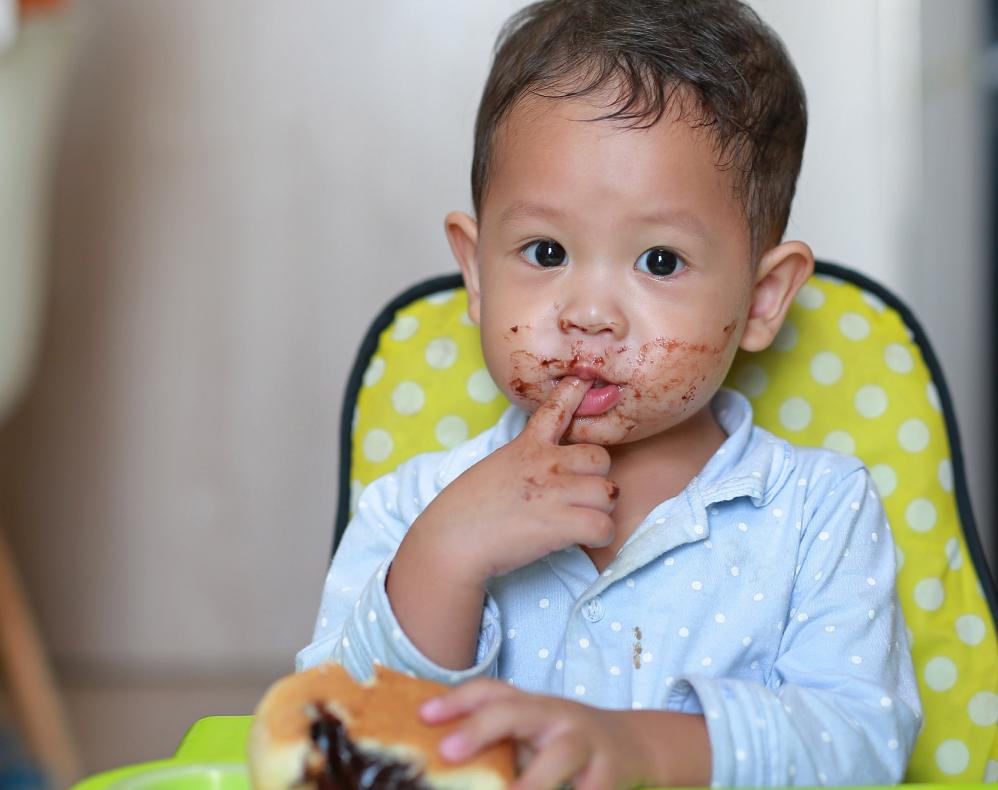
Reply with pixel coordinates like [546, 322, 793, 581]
[250, 662, 516, 787]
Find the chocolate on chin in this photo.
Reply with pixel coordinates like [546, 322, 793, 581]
[248, 662, 516, 789]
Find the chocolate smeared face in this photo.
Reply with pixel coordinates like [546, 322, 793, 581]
[467, 94, 754, 448]
[307, 706, 430, 790]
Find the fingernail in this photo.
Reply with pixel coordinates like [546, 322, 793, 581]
[420, 697, 445, 719]
[440, 732, 469, 761]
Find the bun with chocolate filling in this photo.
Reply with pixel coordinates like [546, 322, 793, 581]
[248, 662, 516, 789]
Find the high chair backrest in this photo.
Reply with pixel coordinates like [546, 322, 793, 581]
[335, 261, 998, 784]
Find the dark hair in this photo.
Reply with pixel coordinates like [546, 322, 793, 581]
[471, 0, 807, 258]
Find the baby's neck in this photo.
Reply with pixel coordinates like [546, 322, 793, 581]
[607, 403, 728, 494]
[581, 405, 727, 574]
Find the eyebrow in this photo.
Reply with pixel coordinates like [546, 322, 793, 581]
[499, 201, 567, 225]
[498, 201, 709, 239]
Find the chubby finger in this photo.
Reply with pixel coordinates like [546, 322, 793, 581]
[524, 377, 592, 444]
[536, 475, 618, 512]
[557, 443, 612, 475]
[567, 476, 620, 512]
[569, 507, 616, 549]
[510, 731, 591, 790]
[436, 698, 545, 763]
[419, 678, 519, 724]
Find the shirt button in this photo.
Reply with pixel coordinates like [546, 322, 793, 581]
[584, 596, 604, 622]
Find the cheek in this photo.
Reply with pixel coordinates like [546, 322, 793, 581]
[627, 324, 741, 411]
[481, 339, 550, 408]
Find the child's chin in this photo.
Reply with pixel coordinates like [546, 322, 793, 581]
[563, 417, 637, 446]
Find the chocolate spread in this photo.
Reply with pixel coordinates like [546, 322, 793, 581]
[305, 706, 430, 789]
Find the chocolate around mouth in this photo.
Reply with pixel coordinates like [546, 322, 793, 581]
[307, 705, 430, 789]
[555, 375, 616, 389]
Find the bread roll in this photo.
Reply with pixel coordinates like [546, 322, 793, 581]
[248, 662, 516, 789]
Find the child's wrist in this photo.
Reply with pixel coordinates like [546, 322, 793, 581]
[615, 709, 711, 788]
[402, 514, 489, 591]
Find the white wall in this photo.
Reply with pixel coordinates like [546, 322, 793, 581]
[0, 0, 990, 691]
[754, 0, 993, 563]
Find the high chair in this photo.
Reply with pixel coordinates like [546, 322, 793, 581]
[335, 260, 998, 784]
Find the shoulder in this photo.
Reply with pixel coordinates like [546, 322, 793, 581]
[756, 429, 885, 540]
[752, 421, 869, 494]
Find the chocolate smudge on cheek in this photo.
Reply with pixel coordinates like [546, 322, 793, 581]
[506, 349, 550, 404]
[630, 336, 717, 414]
[647, 335, 729, 357]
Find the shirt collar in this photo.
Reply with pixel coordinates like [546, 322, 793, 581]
[695, 387, 795, 509]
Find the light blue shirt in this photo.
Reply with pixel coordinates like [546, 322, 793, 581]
[297, 388, 922, 786]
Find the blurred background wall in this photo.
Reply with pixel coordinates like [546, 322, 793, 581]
[0, 0, 992, 778]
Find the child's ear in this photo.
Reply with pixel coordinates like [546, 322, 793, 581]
[740, 241, 815, 353]
[444, 211, 481, 325]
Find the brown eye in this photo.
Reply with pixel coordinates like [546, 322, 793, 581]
[636, 247, 684, 277]
[524, 240, 567, 267]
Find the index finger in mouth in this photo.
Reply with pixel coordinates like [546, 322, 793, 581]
[523, 377, 593, 444]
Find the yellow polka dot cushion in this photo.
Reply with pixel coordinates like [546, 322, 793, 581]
[336, 262, 998, 784]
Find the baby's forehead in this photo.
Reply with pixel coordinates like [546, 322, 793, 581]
[493, 90, 726, 172]
[484, 95, 740, 221]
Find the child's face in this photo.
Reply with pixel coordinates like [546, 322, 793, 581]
[449, 93, 806, 447]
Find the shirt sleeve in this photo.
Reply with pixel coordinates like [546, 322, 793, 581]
[294, 458, 502, 685]
[669, 463, 923, 787]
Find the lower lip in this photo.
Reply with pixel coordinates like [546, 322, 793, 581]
[575, 383, 622, 417]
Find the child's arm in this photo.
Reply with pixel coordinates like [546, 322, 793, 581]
[386, 377, 618, 670]
[297, 377, 617, 682]
[660, 464, 922, 786]
[295, 446, 510, 683]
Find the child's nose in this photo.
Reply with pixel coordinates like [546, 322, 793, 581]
[556, 295, 627, 338]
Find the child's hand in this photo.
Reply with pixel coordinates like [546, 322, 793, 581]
[413, 376, 618, 585]
[419, 679, 701, 790]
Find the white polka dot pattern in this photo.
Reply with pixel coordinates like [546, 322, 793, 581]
[467, 369, 500, 403]
[434, 415, 468, 449]
[724, 276, 998, 782]
[425, 337, 459, 369]
[350, 277, 998, 784]
[353, 291, 510, 477]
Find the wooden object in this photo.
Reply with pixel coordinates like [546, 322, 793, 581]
[0, 521, 83, 787]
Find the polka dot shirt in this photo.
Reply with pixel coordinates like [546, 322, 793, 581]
[297, 388, 923, 787]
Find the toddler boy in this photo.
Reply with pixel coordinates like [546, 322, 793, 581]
[298, 1, 922, 787]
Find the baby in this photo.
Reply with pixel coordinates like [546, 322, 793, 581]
[298, 1, 922, 787]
